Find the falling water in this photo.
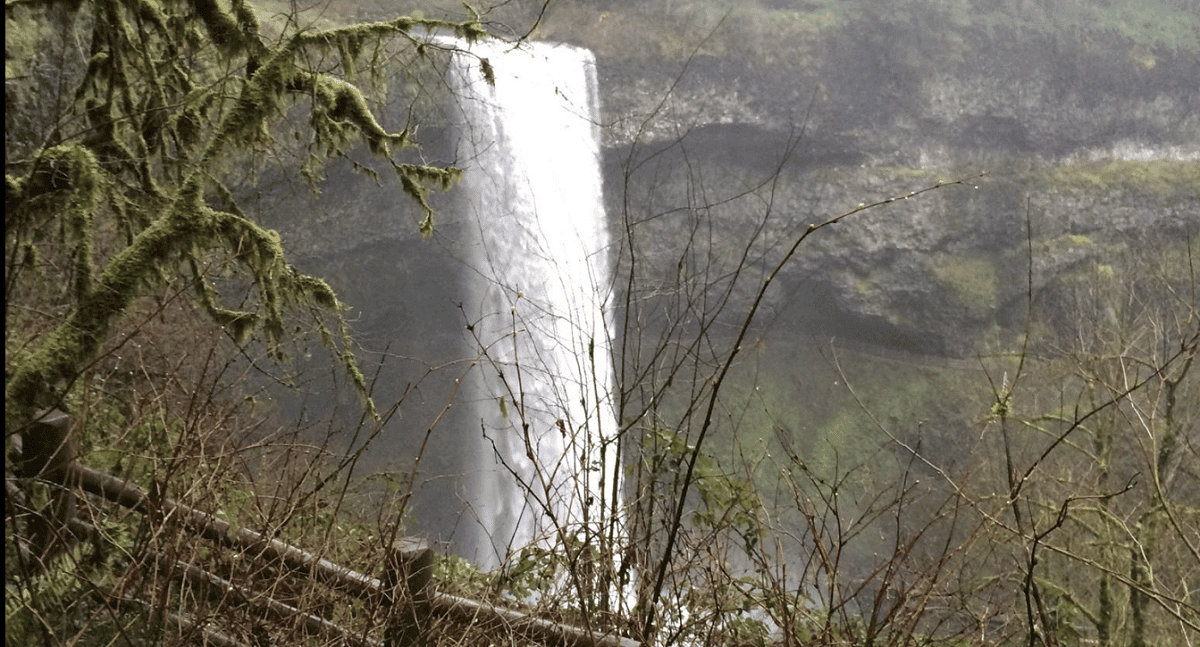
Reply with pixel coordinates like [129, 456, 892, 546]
[440, 37, 618, 571]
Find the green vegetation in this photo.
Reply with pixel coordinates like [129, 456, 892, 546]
[4, 0, 483, 427]
[527, 0, 1199, 73]
[5, 1, 479, 644]
[930, 254, 999, 317]
[1096, 0, 1200, 52]
[870, 166, 951, 182]
[7, 1, 1198, 646]
[1042, 158, 1200, 198]
[664, 240, 1199, 646]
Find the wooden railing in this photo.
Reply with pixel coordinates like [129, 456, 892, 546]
[12, 411, 639, 647]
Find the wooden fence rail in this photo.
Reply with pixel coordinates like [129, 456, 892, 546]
[13, 412, 638, 647]
[74, 464, 639, 647]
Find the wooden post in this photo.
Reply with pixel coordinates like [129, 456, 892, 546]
[383, 538, 434, 647]
[73, 463, 642, 647]
[18, 408, 78, 562]
[76, 463, 387, 598]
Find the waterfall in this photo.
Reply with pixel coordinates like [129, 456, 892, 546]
[439, 38, 618, 572]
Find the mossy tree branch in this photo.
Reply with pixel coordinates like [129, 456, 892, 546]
[5, 0, 479, 429]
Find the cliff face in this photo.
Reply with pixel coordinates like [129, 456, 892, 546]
[589, 2, 1200, 156]
[266, 5, 1199, 360]
[242, 6, 1198, 530]
[598, 34, 1200, 160]
[609, 137, 1196, 357]
[586, 7, 1200, 357]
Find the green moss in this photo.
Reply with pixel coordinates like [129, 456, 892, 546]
[930, 254, 999, 317]
[1096, 0, 1200, 52]
[764, 6, 844, 32]
[1035, 233, 1098, 260]
[395, 163, 462, 236]
[3, 5, 56, 79]
[852, 266, 899, 302]
[872, 166, 955, 184]
[1062, 234, 1095, 248]
[1043, 159, 1200, 199]
[854, 277, 870, 297]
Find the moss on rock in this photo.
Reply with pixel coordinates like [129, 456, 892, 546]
[929, 253, 999, 319]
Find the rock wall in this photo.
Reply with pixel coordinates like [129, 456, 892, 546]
[591, 5, 1200, 161]
[588, 11, 1200, 357]
[264, 16, 1200, 367]
[607, 134, 1197, 357]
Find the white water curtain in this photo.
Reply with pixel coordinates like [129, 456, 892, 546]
[439, 36, 619, 572]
